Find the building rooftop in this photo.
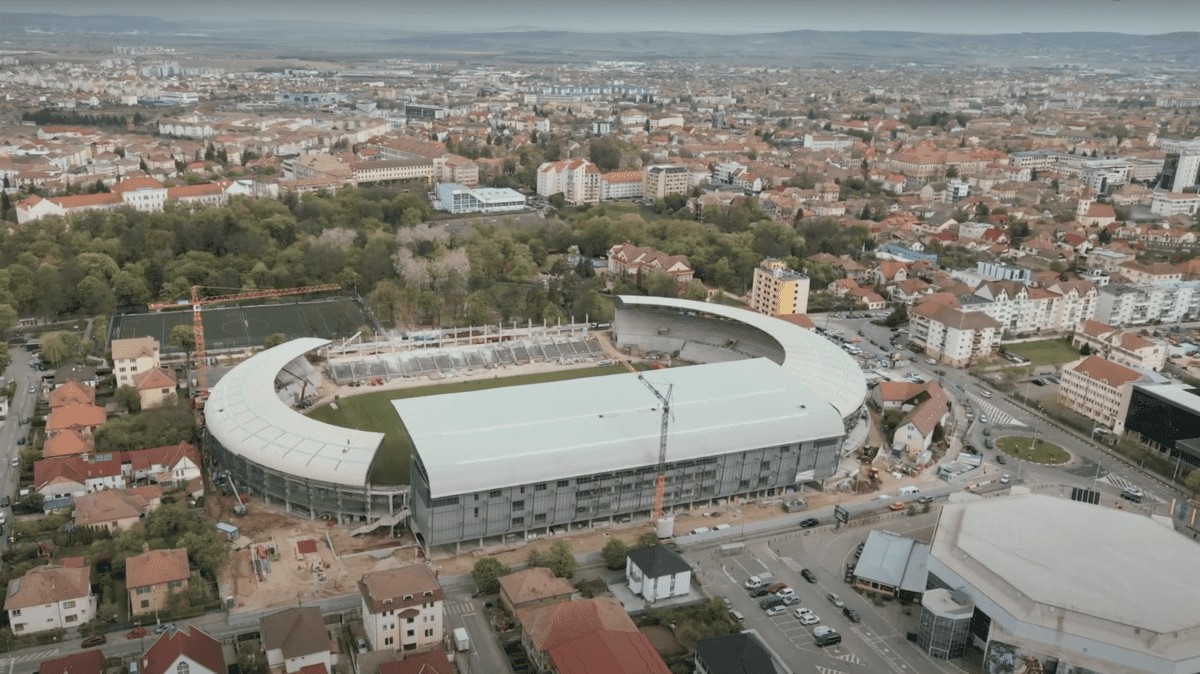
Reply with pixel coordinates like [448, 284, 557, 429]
[4, 565, 91, 610]
[397, 358, 844, 498]
[854, 530, 929, 593]
[930, 494, 1200, 658]
[261, 607, 331, 660]
[125, 548, 189, 589]
[626, 545, 692, 578]
[205, 338, 384, 488]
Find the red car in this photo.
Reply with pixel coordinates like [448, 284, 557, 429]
[127, 627, 146, 640]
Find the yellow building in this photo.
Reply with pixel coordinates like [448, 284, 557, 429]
[642, 165, 690, 202]
[750, 259, 810, 316]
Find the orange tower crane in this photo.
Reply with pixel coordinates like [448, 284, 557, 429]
[149, 283, 341, 407]
[610, 348, 673, 522]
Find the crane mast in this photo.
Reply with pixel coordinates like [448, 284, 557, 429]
[638, 377, 673, 522]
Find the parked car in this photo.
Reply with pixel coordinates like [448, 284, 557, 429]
[81, 635, 106, 648]
[799, 518, 820, 529]
[356, 637, 369, 654]
[0, 496, 9, 508]
[827, 593, 845, 608]
[744, 575, 764, 590]
[764, 605, 787, 617]
[728, 609, 745, 623]
[759, 596, 785, 610]
[984, 438, 994, 449]
[843, 607, 862, 623]
[1000, 474, 1011, 484]
[888, 501, 906, 511]
[801, 568, 817, 584]
[798, 612, 821, 626]
[154, 623, 176, 635]
[749, 587, 770, 598]
[916, 496, 933, 505]
[997, 454, 1007, 465]
[721, 596, 732, 607]
[812, 626, 842, 647]
[127, 627, 146, 640]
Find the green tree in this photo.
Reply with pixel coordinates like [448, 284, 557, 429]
[1184, 469, 1200, 494]
[588, 138, 623, 171]
[263, 333, 286, 349]
[471, 557, 511, 595]
[601, 538, 629, 570]
[113, 385, 141, 413]
[635, 532, 661, 549]
[0, 303, 17, 340]
[169, 324, 196, 368]
[882, 304, 908, 327]
[643, 269, 680, 299]
[1080, 342, 1092, 356]
[548, 193, 566, 209]
[545, 541, 578, 579]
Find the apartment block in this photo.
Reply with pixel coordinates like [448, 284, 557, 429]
[1095, 282, 1200, 326]
[111, 336, 160, 389]
[910, 300, 1003, 367]
[359, 565, 444, 652]
[750, 259, 810, 316]
[1072, 320, 1167, 371]
[536, 159, 600, 205]
[642, 165, 689, 202]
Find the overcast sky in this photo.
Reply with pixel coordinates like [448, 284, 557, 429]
[7, 0, 1200, 34]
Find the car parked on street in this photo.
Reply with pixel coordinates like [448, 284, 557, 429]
[827, 593, 845, 608]
[81, 635, 106, 648]
[799, 518, 820, 529]
[801, 568, 817, 583]
[888, 501, 906, 511]
[765, 605, 787, 617]
[127, 627, 146, 640]
[749, 587, 770, 598]
[842, 607, 862, 623]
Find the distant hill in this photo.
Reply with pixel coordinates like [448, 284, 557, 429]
[1, 13, 1198, 66]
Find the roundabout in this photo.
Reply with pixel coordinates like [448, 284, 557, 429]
[996, 435, 1071, 465]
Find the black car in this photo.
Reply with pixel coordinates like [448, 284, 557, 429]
[0, 496, 9, 508]
[799, 518, 820, 529]
[759, 596, 784, 610]
[842, 606, 862, 623]
[749, 587, 770, 598]
[996, 454, 1007, 465]
[81, 635, 106, 648]
[800, 568, 817, 584]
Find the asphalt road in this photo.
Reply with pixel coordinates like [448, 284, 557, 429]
[1, 348, 37, 541]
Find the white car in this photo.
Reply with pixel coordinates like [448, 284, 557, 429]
[980, 390, 993, 398]
[979, 415, 988, 424]
[744, 576, 763, 590]
[798, 612, 821, 626]
[765, 605, 787, 617]
[793, 607, 814, 619]
[1000, 474, 1011, 484]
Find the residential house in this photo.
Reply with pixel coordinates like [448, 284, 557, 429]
[536, 159, 601, 206]
[45, 403, 106, 437]
[42, 429, 93, 458]
[515, 597, 670, 674]
[848, 286, 888, 311]
[909, 297, 1003, 367]
[889, 278, 933, 305]
[1118, 262, 1182, 285]
[1072, 320, 1167, 372]
[378, 649, 453, 674]
[112, 336, 161, 389]
[1058, 355, 1148, 431]
[126, 547, 190, 617]
[874, 261, 910, 287]
[34, 453, 125, 502]
[359, 565, 445, 652]
[695, 632, 785, 674]
[498, 568, 574, 615]
[47, 381, 96, 409]
[626, 545, 692, 603]
[750, 259, 809, 316]
[38, 651, 105, 674]
[73, 486, 162, 531]
[4, 565, 95, 635]
[133, 367, 179, 410]
[127, 442, 203, 488]
[53, 365, 97, 388]
[607, 243, 694, 286]
[890, 385, 950, 460]
[261, 607, 339, 674]
[139, 627, 226, 674]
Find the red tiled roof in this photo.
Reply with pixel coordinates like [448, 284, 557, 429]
[379, 649, 453, 674]
[549, 630, 671, 674]
[39, 650, 104, 674]
[42, 429, 93, 458]
[1067, 355, 1142, 388]
[34, 454, 122, 489]
[48, 381, 96, 409]
[45, 403, 106, 432]
[126, 548, 189, 589]
[140, 627, 225, 674]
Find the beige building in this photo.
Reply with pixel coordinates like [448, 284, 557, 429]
[910, 300, 1003, 367]
[261, 607, 338, 674]
[498, 567, 574, 615]
[112, 337, 160, 389]
[1058, 355, 1146, 431]
[4, 565, 95, 635]
[126, 548, 189, 617]
[133, 367, 178, 410]
[359, 565, 445, 652]
[750, 259, 810, 316]
[642, 165, 689, 202]
[1072, 320, 1167, 372]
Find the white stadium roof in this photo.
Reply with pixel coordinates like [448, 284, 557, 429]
[205, 338, 384, 487]
[615, 296, 867, 418]
[931, 494, 1200, 667]
[396, 358, 845, 498]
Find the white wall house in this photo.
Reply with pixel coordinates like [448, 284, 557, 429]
[359, 565, 444, 652]
[626, 546, 693, 603]
[4, 566, 95, 635]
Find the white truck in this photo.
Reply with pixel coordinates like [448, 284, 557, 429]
[453, 627, 470, 652]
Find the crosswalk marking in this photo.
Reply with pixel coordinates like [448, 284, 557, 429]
[964, 394, 1026, 427]
[445, 601, 474, 616]
[1102, 473, 1134, 490]
[5, 648, 60, 664]
[815, 666, 849, 674]
[780, 556, 805, 573]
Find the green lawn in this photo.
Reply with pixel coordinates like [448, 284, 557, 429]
[996, 436, 1071, 464]
[1003, 339, 1081, 366]
[308, 364, 638, 485]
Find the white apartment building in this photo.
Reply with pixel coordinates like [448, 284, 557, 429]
[1072, 320, 1167, 372]
[4, 565, 96, 635]
[910, 302, 1003, 367]
[536, 159, 601, 205]
[359, 565, 444, 652]
[967, 280, 1096, 335]
[111, 336, 160, 389]
[643, 165, 690, 202]
[803, 134, 855, 151]
[1058, 355, 1146, 431]
[600, 170, 644, 200]
[750, 259, 810, 316]
[1095, 281, 1200, 326]
[1151, 191, 1200, 217]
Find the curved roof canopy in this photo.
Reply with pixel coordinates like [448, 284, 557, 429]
[205, 338, 383, 487]
[615, 296, 867, 418]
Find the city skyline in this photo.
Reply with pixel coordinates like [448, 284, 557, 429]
[6, 0, 1200, 35]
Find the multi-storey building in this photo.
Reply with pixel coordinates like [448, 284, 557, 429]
[536, 159, 601, 205]
[359, 565, 444, 652]
[750, 259, 810, 316]
[607, 243, 694, 286]
[112, 337, 160, 389]
[600, 170, 644, 200]
[1058, 355, 1146, 431]
[4, 565, 95, 635]
[1095, 281, 1200, 326]
[642, 165, 689, 202]
[1151, 191, 1200, 217]
[1072, 320, 1167, 371]
[909, 300, 1003, 367]
[125, 548, 189, 617]
[964, 280, 1096, 335]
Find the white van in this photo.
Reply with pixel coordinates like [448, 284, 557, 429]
[898, 486, 921, 496]
[690, 527, 711, 535]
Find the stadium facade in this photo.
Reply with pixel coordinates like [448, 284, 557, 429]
[402, 296, 867, 551]
[204, 338, 407, 524]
